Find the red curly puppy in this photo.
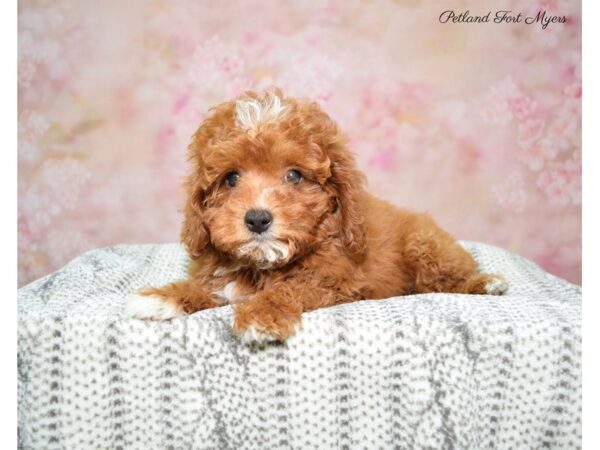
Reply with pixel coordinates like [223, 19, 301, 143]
[126, 90, 508, 344]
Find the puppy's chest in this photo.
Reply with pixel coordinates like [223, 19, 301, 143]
[208, 265, 292, 304]
[211, 274, 256, 305]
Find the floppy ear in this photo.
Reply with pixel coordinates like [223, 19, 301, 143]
[328, 143, 367, 258]
[295, 100, 367, 258]
[180, 100, 238, 258]
[180, 175, 209, 259]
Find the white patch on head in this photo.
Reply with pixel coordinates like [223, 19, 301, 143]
[485, 277, 509, 295]
[238, 238, 290, 267]
[235, 92, 288, 132]
[125, 294, 184, 320]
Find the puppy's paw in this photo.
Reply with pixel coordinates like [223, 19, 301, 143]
[234, 323, 281, 346]
[125, 293, 184, 320]
[484, 276, 509, 295]
[232, 300, 302, 345]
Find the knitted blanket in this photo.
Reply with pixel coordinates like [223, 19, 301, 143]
[17, 242, 581, 449]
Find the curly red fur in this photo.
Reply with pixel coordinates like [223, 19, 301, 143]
[137, 90, 507, 342]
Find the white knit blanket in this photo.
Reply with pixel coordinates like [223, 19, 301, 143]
[17, 242, 581, 449]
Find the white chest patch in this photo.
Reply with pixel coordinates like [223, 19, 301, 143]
[214, 281, 238, 304]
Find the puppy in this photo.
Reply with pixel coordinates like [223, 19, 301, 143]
[127, 90, 508, 344]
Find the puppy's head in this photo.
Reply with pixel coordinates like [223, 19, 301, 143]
[182, 90, 366, 269]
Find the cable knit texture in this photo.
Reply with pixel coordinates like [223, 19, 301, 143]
[17, 242, 581, 449]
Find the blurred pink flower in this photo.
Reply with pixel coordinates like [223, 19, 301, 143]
[273, 48, 342, 103]
[20, 158, 91, 232]
[187, 35, 251, 94]
[433, 100, 472, 138]
[520, 137, 561, 171]
[517, 118, 545, 150]
[509, 95, 538, 120]
[368, 146, 398, 172]
[18, 60, 36, 88]
[482, 77, 537, 124]
[547, 98, 580, 150]
[536, 157, 581, 205]
[563, 82, 582, 98]
[492, 171, 528, 213]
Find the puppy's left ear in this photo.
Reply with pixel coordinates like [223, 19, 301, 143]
[294, 99, 367, 258]
[328, 143, 367, 258]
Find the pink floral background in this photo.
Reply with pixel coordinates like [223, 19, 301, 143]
[18, 0, 581, 286]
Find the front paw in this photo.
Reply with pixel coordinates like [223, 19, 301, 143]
[232, 299, 302, 345]
[125, 293, 184, 320]
[484, 276, 509, 295]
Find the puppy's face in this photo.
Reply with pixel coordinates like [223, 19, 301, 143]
[182, 91, 366, 269]
[203, 132, 333, 268]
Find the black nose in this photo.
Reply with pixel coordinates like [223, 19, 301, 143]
[244, 209, 273, 234]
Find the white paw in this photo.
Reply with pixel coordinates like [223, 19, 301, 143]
[236, 324, 279, 345]
[485, 277, 509, 295]
[125, 294, 184, 320]
[233, 321, 302, 345]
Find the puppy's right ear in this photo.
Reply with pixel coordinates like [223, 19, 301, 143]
[180, 123, 213, 259]
[180, 176, 208, 259]
[181, 100, 238, 258]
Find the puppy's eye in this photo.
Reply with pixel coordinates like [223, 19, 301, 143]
[225, 171, 240, 187]
[285, 169, 303, 184]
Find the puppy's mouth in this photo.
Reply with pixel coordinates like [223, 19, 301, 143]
[236, 234, 291, 269]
